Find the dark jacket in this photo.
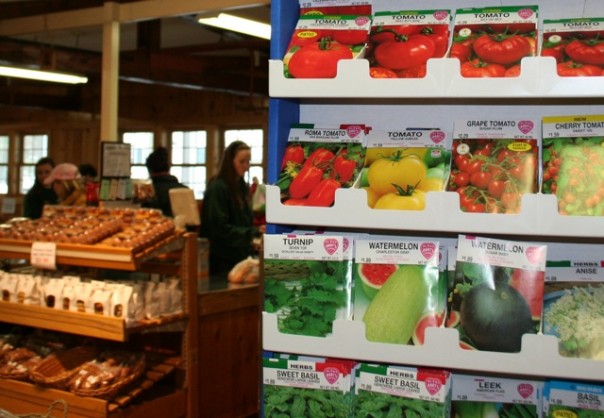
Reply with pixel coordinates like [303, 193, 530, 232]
[23, 183, 58, 219]
[146, 174, 188, 217]
[200, 178, 260, 276]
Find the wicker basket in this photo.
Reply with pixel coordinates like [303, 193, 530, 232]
[0, 355, 42, 381]
[68, 353, 146, 400]
[29, 346, 98, 389]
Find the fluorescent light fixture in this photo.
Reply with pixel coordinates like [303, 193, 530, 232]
[197, 13, 271, 40]
[0, 65, 88, 84]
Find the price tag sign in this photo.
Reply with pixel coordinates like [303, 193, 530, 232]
[31, 242, 57, 270]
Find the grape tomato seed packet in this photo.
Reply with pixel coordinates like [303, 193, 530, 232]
[361, 129, 451, 210]
[449, 234, 547, 353]
[542, 114, 604, 216]
[367, 9, 451, 79]
[447, 118, 540, 214]
[353, 363, 451, 418]
[353, 236, 441, 346]
[263, 234, 352, 338]
[452, 373, 543, 418]
[277, 124, 366, 207]
[542, 18, 604, 77]
[284, 13, 372, 79]
[544, 244, 604, 360]
[450, 6, 538, 78]
[543, 380, 604, 417]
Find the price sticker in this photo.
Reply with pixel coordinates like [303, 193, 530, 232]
[31, 242, 57, 270]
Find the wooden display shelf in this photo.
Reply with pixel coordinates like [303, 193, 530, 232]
[0, 302, 187, 342]
[0, 231, 184, 271]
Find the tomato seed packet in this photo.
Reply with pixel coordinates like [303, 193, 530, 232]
[299, 0, 371, 17]
[447, 118, 539, 214]
[448, 235, 547, 353]
[263, 354, 356, 418]
[451, 373, 543, 418]
[544, 243, 604, 360]
[263, 234, 353, 337]
[366, 9, 451, 79]
[283, 14, 372, 78]
[360, 129, 451, 210]
[542, 18, 604, 77]
[543, 380, 604, 417]
[542, 114, 604, 216]
[277, 124, 366, 207]
[450, 6, 538, 78]
[353, 235, 442, 346]
[353, 363, 451, 418]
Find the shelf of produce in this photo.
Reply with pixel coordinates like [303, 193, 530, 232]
[0, 301, 187, 342]
[0, 232, 185, 271]
[263, 313, 604, 382]
[266, 185, 604, 238]
[269, 57, 604, 99]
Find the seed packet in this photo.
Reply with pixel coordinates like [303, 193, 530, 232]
[353, 363, 451, 418]
[542, 18, 604, 77]
[353, 236, 442, 346]
[299, 0, 371, 17]
[544, 244, 604, 360]
[366, 9, 451, 79]
[264, 234, 352, 337]
[449, 6, 538, 78]
[448, 234, 547, 353]
[277, 124, 366, 207]
[447, 118, 539, 214]
[360, 129, 451, 210]
[283, 14, 372, 79]
[452, 373, 543, 418]
[543, 380, 604, 417]
[542, 114, 604, 216]
[263, 354, 356, 418]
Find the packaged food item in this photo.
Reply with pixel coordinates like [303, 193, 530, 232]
[447, 118, 539, 214]
[263, 354, 356, 418]
[448, 234, 547, 353]
[283, 13, 371, 78]
[544, 243, 604, 360]
[542, 18, 604, 77]
[353, 363, 451, 418]
[543, 380, 604, 418]
[450, 5, 538, 77]
[367, 9, 451, 79]
[299, 0, 371, 17]
[277, 124, 366, 207]
[542, 114, 604, 216]
[452, 373, 543, 418]
[264, 233, 352, 337]
[361, 129, 451, 210]
[353, 235, 442, 346]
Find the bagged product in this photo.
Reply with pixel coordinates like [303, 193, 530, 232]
[543, 380, 604, 417]
[447, 118, 539, 214]
[542, 114, 604, 216]
[448, 234, 547, 353]
[367, 9, 451, 78]
[450, 5, 538, 77]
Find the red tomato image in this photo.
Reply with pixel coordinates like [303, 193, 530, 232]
[565, 38, 604, 66]
[460, 59, 507, 78]
[472, 33, 533, 65]
[374, 34, 435, 70]
[288, 40, 353, 78]
[369, 67, 398, 78]
[556, 61, 602, 77]
[370, 24, 420, 44]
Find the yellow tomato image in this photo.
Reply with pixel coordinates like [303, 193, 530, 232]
[373, 189, 426, 210]
[363, 186, 379, 208]
[364, 147, 428, 166]
[367, 152, 427, 196]
[417, 177, 444, 192]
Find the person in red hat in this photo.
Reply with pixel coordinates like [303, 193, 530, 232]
[44, 163, 86, 206]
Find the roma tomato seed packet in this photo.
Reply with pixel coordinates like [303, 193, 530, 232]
[361, 129, 451, 211]
[541, 114, 604, 216]
[448, 118, 540, 214]
[542, 18, 604, 77]
[449, 234, 547, 353]
[284, 14, 372, 78]
[450, 6, 538, 78]
[353, 236, 443, 346]
[367, 9, 451, 79]
[277, 124, 366, 207]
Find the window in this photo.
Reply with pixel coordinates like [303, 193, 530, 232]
[171, 130, 207, 199]
[224, 128, 264, 184]
[0, 136, 8, 194]
[20, 134, 49, 194]
[123, 131, 154, 179]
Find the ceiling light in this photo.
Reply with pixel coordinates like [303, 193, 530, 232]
[0, 65, 88, 84]
[197, 13, 271, 40]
